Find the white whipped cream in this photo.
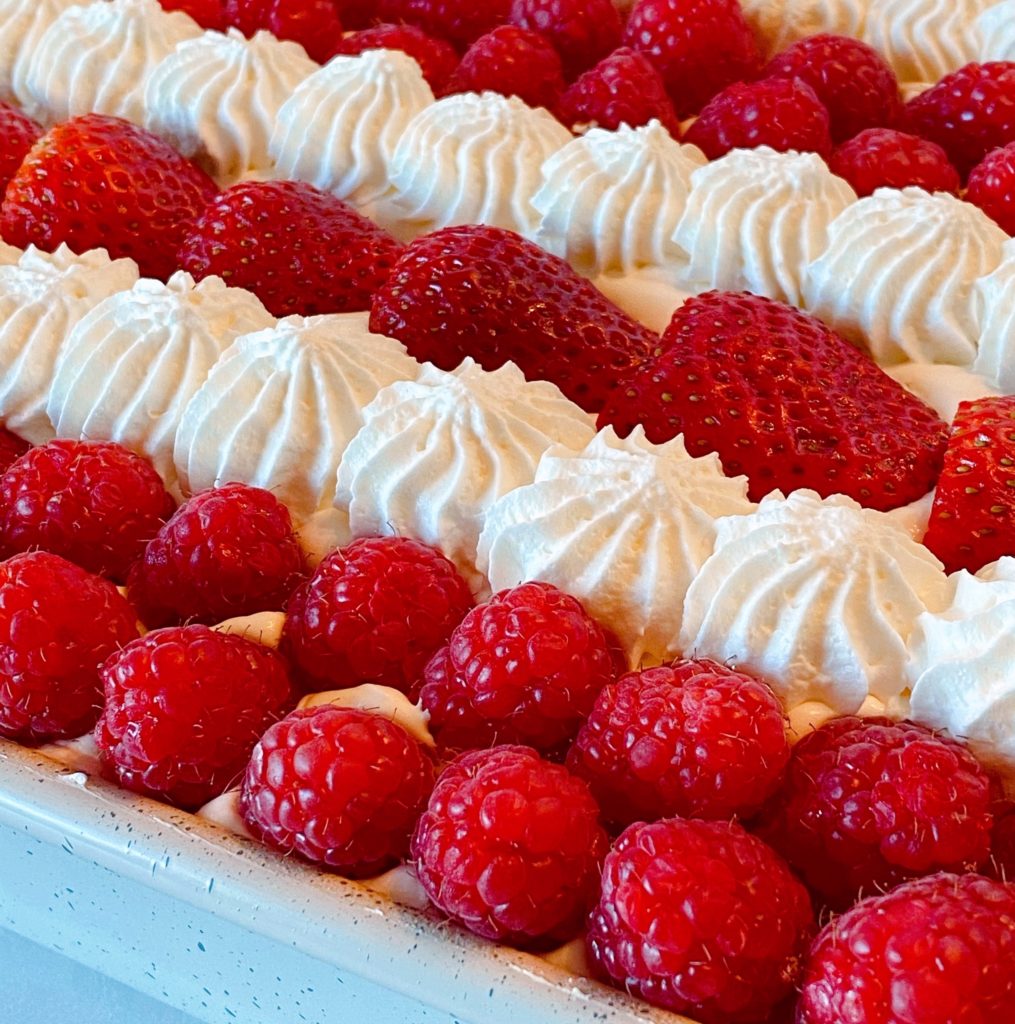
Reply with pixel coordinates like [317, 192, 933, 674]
[675, 147, 857, 307]
[174, 312, 419, 521]
[909, 558, 1015, 775]
[978, 1, 1015, 60]
[0, 241, 22, 266]
[212, 611, 287, 649]
[48, 272, 273, 490]
[740, 0, 868, 58]
[592, 267, 695, 334]
[803, 188, 1007, 366]
[886, 362, 1000, 423]
[679, 490, 952, 715]
[389, 91, 572, 239]
[863, 0, 994, 84]
[478, 427, 754, 667]
[532, 121, 706, 278]
[337, 359, 595, 592]
[23, 0, 203, 126]
[145, 29, 318, 185]
[296, 507, 352, 568]
[298, 685, 435, 749]
[269, 50, 434, 231]
[0, 0, 79, 114]
[974, 239, 1015, 393]
[0, 245, 139, 443]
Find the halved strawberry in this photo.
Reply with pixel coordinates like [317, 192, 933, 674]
[369, 224, 659, 413]
[923, 397, 1015, 573]
[597, 291, 949, 510]
[0, 103, 41, 196]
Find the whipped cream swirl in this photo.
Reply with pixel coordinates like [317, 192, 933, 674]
[978, 1, 1015, 60]
[679, 490, 952, 715]
[0, 0, 79, 114]
[478, 427, 754, 666]
[974, 239, 1015, 393]
[740, 0, 868, 58]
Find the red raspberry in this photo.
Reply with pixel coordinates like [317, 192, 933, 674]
[375, 0, 511, 49]
[762, 34, 901, 143]
[587, 818, 814, 1023]
[566, 659, 789, 827]
[0, 429, 29, 475]
[334, 0, 380, 29]
[967, 141, 1015, 235]
[684, 77, 833, 160]
[0, 103, 41, 195]
[756, 717, 994, 911]
[1, 115, 217, 282]
[127, 483, 307, 629]
[95, 625, 294, 809]
[333, 23, 459, 93]
[179, 180, 402, 319]
[418, 581, 622, 756]
[622, 0, 762, 118]
[558, 46, 682, 136]
[159, 0, 228, 30]
[598, 291, 949, 510]
[370, 224, 658, 414]
[829, 127, 961, 197]
[241, 704, 435, 877]
[0, 552, 140, 743]
[508, 0, 622, 81]
[282, 536, 474, 695]
[222, 0, 343, 63]
[905, 62, 1015, 178]
[989, 803, 1015, 882]
[797, 873, 1015, 1024]
[411, 745, 608, 944]
[444, 25, 565, 110]
[0, 439, 176, 583]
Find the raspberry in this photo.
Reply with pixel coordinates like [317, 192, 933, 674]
[566, 659, 790, 827]
[508, 0, 622, 81]
[989, 803, 1015, 883]
[222, 0, 344, 63]
[0, 439, 176, 583]
[755, 717, 994, 911]
[95, 625, 294, 809]
[587, 818, 814, 1024]
[905, 62, 1015, 178]
[797, 873, 1015, 1024]
[411, 745, 608, 945]
[0, 552, 140, 743]
[444, 26, 566, 111]
[334, 23, 459, 93]
[558, 46, 682, 136]
[967, 141, 1015, 235]
[0, 428, 29, 475]
[418, 581, 622, 756]
[127, 483, 307, 629]
[334, 0, 380, 29]
[829, 127, 961, 198]
[282, 537, 474, 695]
[375, 0, 512, 49]
[0, 103, 41, 195]
[241, 704, 435, 877]
[159, 0, 228, 30]
[622, 0, 762, 118]
[684, 77, 833, 160]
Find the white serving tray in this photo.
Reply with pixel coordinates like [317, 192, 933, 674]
[0, 740, 695, 1024]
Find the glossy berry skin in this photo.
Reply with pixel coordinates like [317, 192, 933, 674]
[0, 103, 41, 195]
[444, 26, 565, 110]
[598, 291, 949, 510]
[411, 745, 608, 945]
[924, 397, 1015, 573]
[587, 818, 814, 1024]
[371, 224, 659, 414]
[829, 127, 961, 197]
[0, 439, 176, 583]
[127, 483, 307, 629]
[797, 873, 1015, 1024]
[241, 705, 435, 877]
[0, 429, 29, 476]
[684, 77, 833, 160]
[159, 0, 228, 30]
[96, 625, 295, 810]
[566, 660, 789, 827]
[905, 62, 1015, 177]
[756, 717, 994, 912]
[0, 552, 140, 743]
[179, 180, 402, 319]
[967, 141, 1015, 235]
[622, 0, 762, 118]
[282, 537, 474, 695]
[1, 115, 217, 282]
[375, 0, 511, 49]
[418, 581, 622, 756]
[558, 46, 682, 136]
[334, 23, 459, 93]
[222, 0, 344, 63]
[509, 0, 622, 81]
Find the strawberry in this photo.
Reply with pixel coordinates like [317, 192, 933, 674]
[178, 180, 403, 318]
[375, 0, 511, 49]
[923, 397, 1015, 573]
[1, 115, 217, 282]
[509, 0, 622, 81]
[597, 291, 949, 509]
[0, 103, 41, 196]
[369, 224, 659, 413]
[222, 0, 344, 63]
